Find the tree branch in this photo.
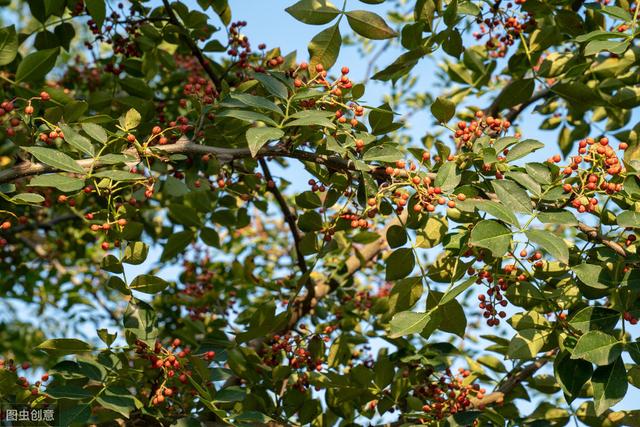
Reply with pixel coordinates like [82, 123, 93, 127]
[2, 137, 626, 259]
[277, 210, 404, 335]
[8, 214, 80, 234]
[258, 158, 308, 275]
[469, 352, 554, 409]
[0, 139, 377, 185]
[577, 222, 627, 257]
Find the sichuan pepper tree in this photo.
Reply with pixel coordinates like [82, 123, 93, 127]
[0, 0, 639, 425]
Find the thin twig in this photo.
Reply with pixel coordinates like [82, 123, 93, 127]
[161, 0, 221, 89]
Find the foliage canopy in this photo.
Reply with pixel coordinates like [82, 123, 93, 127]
[0, 0, 639, 426]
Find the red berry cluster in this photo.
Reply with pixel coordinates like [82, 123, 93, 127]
[466, 250, 544, 326]
[468, 265, 508, 327]
[416, 368, 483, 423]
[87, 2, 143, 59]
[226, 21, 254, 73]
[0, 99, 20, 138]
[259, 331, 330, 391]
[293, 63, 362, 121]
[133, 338, 215, 407]
[182, 75, 218, 106]
[0, 358, 50, 398]
[552, 137, 626, 214]
[384, 159, 465, 213]
[453, 111, 514, 150]
[473, 1, 535, 58]
[623, 311, 638, 325]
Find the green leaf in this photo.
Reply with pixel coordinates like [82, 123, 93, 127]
[372, 48, 423, 81]
[0, 25, 18, 66]
[430, 96, 456, 123]
[37, 338, 92, 355]
[618, 211, 640, 228]
[285, 110, 336, 128]
[509, 171, 542, 196]
[555, 351, 593, 403]
[105, 276, 129, 296]
[246, 127, 284, 157]
[385, 248, 415, 280]
[295, 191, 322, 209]
[122, 241, 148, 265]
[28, 174, 84, 192]
[387, 277, 423, 314]
[389, 311, 431, 338]
[229, 93, 283, 116]
[572, 263, 610, 290]
[200, 227, 220, 248]
[85, 0, 106, 28]
[309, 23, 341, 71]
[493, 136, 519, 153]
[443, 0, 458, 25]
[11, 193, 45, 204]
[469, 220, 512, 256]
[507, 329, 552, 359]
[584, 39, 629, 56]
[426, 291, 466, 337]
[592, 357, 627, 416]
[538, 211, 578, 226]
[217, 109, 278, 127]
[416, 215, 448, 248]
[164, 176, 189, 197]
[161, 230, 194, 261]
[362, 145, 403, 162]
[60, 124, 94, 156]
[506, 139, 544, 162]
[469, 200, 519, 227]
[15, 48, 59, 82]
[440, 277, 476, 306]
[56, 402, 91, 426]
[101, 255, 123, 273]
[82, 123, 108, 144]
[93, 170, 145, 181]
[130, 274, 169, 294]
[386, 224, 407, 248]
[23, 146, 84, 174]
[569, 306, 619, 334]
[571, 330, 622, 366]
[119, 108, 141, 130]
[123, 299, 157, 345]
[368, 103, 399, 134]
[598, 5, 632, 21]
[298, 211, 323, 231]
[509, 311, 551, 330]
[477, 355, 507, 373]
[434, 161, 460, 192]
[96, 329, 117, 347]
[168, 204, 201, 227]
[63, 100, 88, 122]
[96, 388, 136, 418]
[494, 78, 535, 110]
[285, 0, 340, 25]
[492, 180, 532, 214]
[525, 229, 569, 264]
[346, 10, 397, 40]
[120, 76, 154, 99]
[253, 73, 288, 100]
[47, 386, 94, 400]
